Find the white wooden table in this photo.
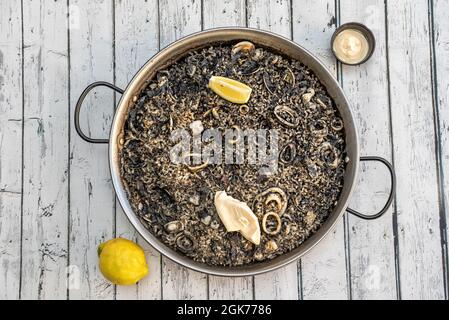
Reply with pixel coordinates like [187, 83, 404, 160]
[0, 0, 448, 300]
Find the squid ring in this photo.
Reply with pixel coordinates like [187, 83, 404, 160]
[239, 104, 249, 115]
[331, 117, 344, 131]
[182, 153, 209, 173]
[262, 212, 282, 235]
[254, 187, 288, 216]
[264, 194, 284, 213]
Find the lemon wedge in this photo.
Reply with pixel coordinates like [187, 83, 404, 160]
[208, 76, 252, 104]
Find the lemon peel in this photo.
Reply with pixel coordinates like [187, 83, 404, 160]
[98, 238, 149, 286]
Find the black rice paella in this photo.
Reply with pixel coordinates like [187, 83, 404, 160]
[119, 41, 347, 267]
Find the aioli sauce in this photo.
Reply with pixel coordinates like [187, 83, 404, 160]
[333, 29, 369, 64]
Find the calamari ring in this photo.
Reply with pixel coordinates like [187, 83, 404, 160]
[262, 212, 282, 235]
[239, 104, 249, 115]
[279, 143, 296, 164]
[274, 105, 300, 128]
[254, 187, 288, 216]
[181, 153, 209, 173]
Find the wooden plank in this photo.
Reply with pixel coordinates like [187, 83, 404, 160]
[340, 0, 397, 300]
[247, 0, 292, 35]
[386, 0, 445, 299]
[69, 0, 115, 300]
[0, 0, 22, 300]
[0, 193, 21, 300]
[208, 276, 253, 300]
[159, 0, 208, 300]
[431, 0, 449, 299]
[292, 0, 336, 73]
[21, 0, 69, 299]
[202, 0, 254, 300]
[292, 0, 348, 300]
[247, 0, 299, 300]
[114, 0, 162, 300]
[0, 0, 22, 193]
[203, 0, 246, 29]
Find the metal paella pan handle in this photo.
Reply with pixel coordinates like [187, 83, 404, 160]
[347, 156, 396, 220]
[74, 81, 125, 144]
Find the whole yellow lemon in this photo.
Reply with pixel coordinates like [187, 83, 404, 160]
[98, 238, 149, 286]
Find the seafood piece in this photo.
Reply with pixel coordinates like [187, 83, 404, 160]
[262, 212, 282, 235]
[187, 161, 209, 173]
[268, 55, 280, 65]
[214, 191, 261, 245]
[265, 194, 284, 213]
[212, 107, 220, 120]
[307, 161, 319, 179]
[254, 187, 288, 216]
[239, 104, 249, 115]
[279, 143, 297, 164]
[158, 75, 168, 87]
[316, 98, 328, 110]
[265, 240, 279, 252]
[176, 234, 196, 253]
[304, 211, 317, 227]
[186, 64, 196, 77]
[263, 72, 276, 94]
[201, 215, 211, 226]
[310, 119, 328, 137]
[140, 213, 152, 223]
[274, 105, 300, 128]
[189, 194, 200, 206]
[253, 48, 264, 61]
[283, 67, 296, 86]
[210, 219, 220, 230]
[302, 88, 315, 104]
[331, 117, 344, 131]
[164, 221, 184, 233]
[240, 60, 261, 75]
[232, 41, 255, 54]
[181, 153, 209, 173]
[254, 251, 264, 261]
[318, 142, 340, 169]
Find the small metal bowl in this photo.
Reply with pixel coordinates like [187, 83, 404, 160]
[331, 22, 375, 65]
